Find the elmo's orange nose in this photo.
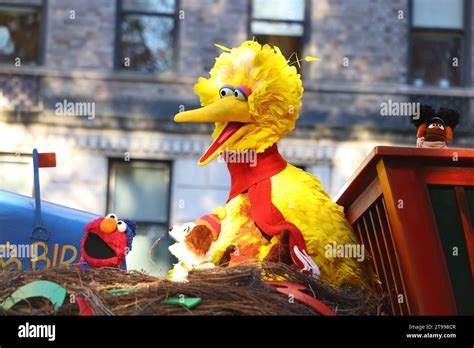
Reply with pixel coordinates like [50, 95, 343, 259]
[100, 217, 117, 233]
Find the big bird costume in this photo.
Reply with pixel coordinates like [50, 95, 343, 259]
[171, 40, 374, 288]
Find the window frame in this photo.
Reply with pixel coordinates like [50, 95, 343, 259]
[247, 0, 310, 62]
[408, 0, 471, 87]
[0, 152, 33, 196]
[0, 0, 47, 66]
[106, 158, 173, 230]
[114, 0, 180, 73]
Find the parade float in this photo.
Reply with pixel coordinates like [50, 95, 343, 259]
[1, 41, 473, 316]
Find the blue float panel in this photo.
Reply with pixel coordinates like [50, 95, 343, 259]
[0, 189, 98, 270]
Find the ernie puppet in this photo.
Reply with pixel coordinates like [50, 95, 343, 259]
[412, 104, 460, 149]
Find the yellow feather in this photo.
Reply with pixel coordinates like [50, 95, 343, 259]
[214, 43, 231, 52]
[270, 165, 375, 287]
[195, 40, 303, 153]
[185, 40, 375, 288]
[207, 164, 376, 288]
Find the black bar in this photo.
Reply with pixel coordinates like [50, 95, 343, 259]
[0, 316, 473, 345]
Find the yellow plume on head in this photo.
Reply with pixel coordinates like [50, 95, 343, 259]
[194, 40, 305, 153]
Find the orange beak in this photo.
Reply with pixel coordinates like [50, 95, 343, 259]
[100, 217, 117, 234]
[174, 97, 253, 165]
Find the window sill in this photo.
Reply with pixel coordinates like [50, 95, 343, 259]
[303, 80, 474, 97]
[0, 64, 196, 85]
[1, 64, 474, 98]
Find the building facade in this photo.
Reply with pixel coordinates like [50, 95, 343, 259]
[0, 0, 473, 274]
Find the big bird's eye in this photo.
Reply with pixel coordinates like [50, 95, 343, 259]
[106, 213, 118, 221]
[117, 220, 127, 233]
[219, 85, 234, 98]
[428, 124, 435, 129]
[234, 85, 251, 101]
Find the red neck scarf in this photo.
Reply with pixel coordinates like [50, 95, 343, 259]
[226, 144, 287, 202]
[224, 144, 317, 276]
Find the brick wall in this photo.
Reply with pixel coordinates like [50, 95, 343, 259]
[308, 0, 409, 84]
[45, 0, 116, 70]
[177, 0, 249, 76]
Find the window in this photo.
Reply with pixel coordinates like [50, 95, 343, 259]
[118, 0, 177, 73]
[0, 153, 33, 195]
[250, 0, 305, 60]
[410, 0, 466, 87]
[0, 0, 43, 65]
[108, 160, 175, 276]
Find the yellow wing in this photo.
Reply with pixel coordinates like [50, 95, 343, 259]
[270, 164, 374, 287]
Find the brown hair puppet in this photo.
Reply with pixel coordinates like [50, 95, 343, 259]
[412, 104, 460, 148]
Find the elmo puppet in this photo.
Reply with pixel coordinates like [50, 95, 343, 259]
[412, 104, 460, 148]
[80, 213, 136, 268]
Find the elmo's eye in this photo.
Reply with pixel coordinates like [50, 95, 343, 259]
[219, 85, 234, 98]
[428, 124, 435, 129]
[234, 85, 251, 101]
[117, 220, 127, 233]
[106, 213, 118, 221]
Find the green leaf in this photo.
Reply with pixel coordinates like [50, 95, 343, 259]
[0, 280, 67, 312]
[164, 296, 201, 309]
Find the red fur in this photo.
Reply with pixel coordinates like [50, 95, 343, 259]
[81, 216, 128, 268]
[417, 123, 427, 138]
[445, 126, 453, 141]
